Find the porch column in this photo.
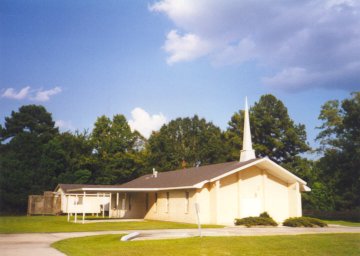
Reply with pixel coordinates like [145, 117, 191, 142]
[102, 193, 105, 218]
[237, 173, 242, 217]
[82, 192, 86, 224]
[295, 182, 302, 216]
[74, 194, 78, 223]
[96, 193, 99, 217]
[66, 195, 70, 222]
[109, 193, 112, 218]
[261, 170, 268, 212]
[116, 193, 119, 218]
[215, 180, 220, 224]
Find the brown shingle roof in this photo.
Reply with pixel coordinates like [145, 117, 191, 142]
[118, 158, 259, 189]
[56, 184, 120, 192]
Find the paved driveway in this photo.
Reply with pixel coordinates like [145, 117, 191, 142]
[1, 226, 359, 256]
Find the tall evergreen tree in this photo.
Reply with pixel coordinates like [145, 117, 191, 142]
[42, 131, 94, 185]
[0, 105, 59, 213]
[316, 92, 360, 210]
[90, 114, 146, 184]
[147, 115, 227, 171]
[225, 95, 310, 163]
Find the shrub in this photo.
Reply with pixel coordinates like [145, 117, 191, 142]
[259, 212, 270, 218]
[234, 212, 278, 227]
[283, 217, 327, 227]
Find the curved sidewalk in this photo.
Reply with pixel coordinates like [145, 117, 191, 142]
[1, 226, 359, 256]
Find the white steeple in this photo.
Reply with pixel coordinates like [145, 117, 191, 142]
[240, 97, 256, 162]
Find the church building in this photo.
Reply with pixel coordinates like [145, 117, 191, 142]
[55, 98, 310, 225]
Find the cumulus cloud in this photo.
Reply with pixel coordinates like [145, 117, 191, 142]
[150, 0, 360, 90]
[1, 86, 31, 100]
[31, 87, 62, 102]
[55, 120, 75, 131]
[1, 86, 62, 101]
[164, 30, 212, 64]
[128, 107, 167, 138]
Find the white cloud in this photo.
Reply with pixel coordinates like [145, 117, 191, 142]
[55, 120, 75, 131]
[262, 67, 319, 90]
[1, 86, 31, 100]
[128, 107, 167, 138]
[31, 87, 62, 102]
[212, 38, 257, 66]
[164, 30, 212, 64]
[150, 0, 360, 90]
[1, 86, 62, 101]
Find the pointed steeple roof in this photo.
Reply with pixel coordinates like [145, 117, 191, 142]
[240, 97, 256, 162]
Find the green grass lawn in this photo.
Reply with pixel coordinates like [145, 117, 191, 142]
[52, 233, 360, 256]
[324, 220, 360, 227]
[0, 216, 221, 233]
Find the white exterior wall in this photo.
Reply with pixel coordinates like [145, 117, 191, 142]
[265, 173, 290, 222]
[202, 166, 302, 224]
[237, 167, 263, 220]
[196, 185, 211, 224]
[288, 182, 302, 217]
[54, 166, 303, 224]
[119, 165, 303, 225]
[56, 189, 110, 214]
[110, 192, 147, 218]
[144, 190, 198, 223]
[217, 174, 238, 224]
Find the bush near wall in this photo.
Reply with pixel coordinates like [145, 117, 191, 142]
[283, 217, 327, 227]
[234, 212, 278, 227]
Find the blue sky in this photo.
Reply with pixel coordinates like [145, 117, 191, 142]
[1, 0, 358, 151]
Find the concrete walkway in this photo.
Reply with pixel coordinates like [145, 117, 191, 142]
[1, 226, 359, 256]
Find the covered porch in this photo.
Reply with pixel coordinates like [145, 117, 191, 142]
[66, 187, 154, 222]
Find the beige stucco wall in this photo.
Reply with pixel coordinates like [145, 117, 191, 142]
[202, 166, 303, 224]
[264, 173, 290, 222]
[144, 190, 198, 223]
[65, 166, 303, 224]
[218, 173, 239, 224]
[110, 192, 147, 218]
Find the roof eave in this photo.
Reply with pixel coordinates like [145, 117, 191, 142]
[261, 158, 307, 185]
[67, 186, 198, 193]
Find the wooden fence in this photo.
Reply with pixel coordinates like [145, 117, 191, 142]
[27, 191, 61, 215]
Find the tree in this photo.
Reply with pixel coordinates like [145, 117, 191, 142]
[42, 131, 93, 185]
[316, 92, 360, 210]
[282, 157, 335, 211]
[225, 95, 310, 163]
[90, 114, 146, 184]
[0, 105, 59, 213]
[147, 115, 227, 171]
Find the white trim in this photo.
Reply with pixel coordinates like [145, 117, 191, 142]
[209, 158, 307, 186]
[68, 186, 198, 193]
[301, 185, 311, 192]
[193, 181, 209, 188]
[262, 158, 307, 184]
[66, 158, 308, 193]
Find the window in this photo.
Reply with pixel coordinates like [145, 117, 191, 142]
[74, 196, 83, 205]
[121, 194, 126, 210]
[185, 191, 189, 213]
[145, 193, 149, 211]
[166, 192, 170, 213]
[154, 193, 158, 213]
[128, 194, 132, 211]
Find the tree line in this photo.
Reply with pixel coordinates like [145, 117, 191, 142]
[0, 93, 359, 214]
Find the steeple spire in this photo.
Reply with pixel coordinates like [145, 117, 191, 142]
[240, 97, 256, 162]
